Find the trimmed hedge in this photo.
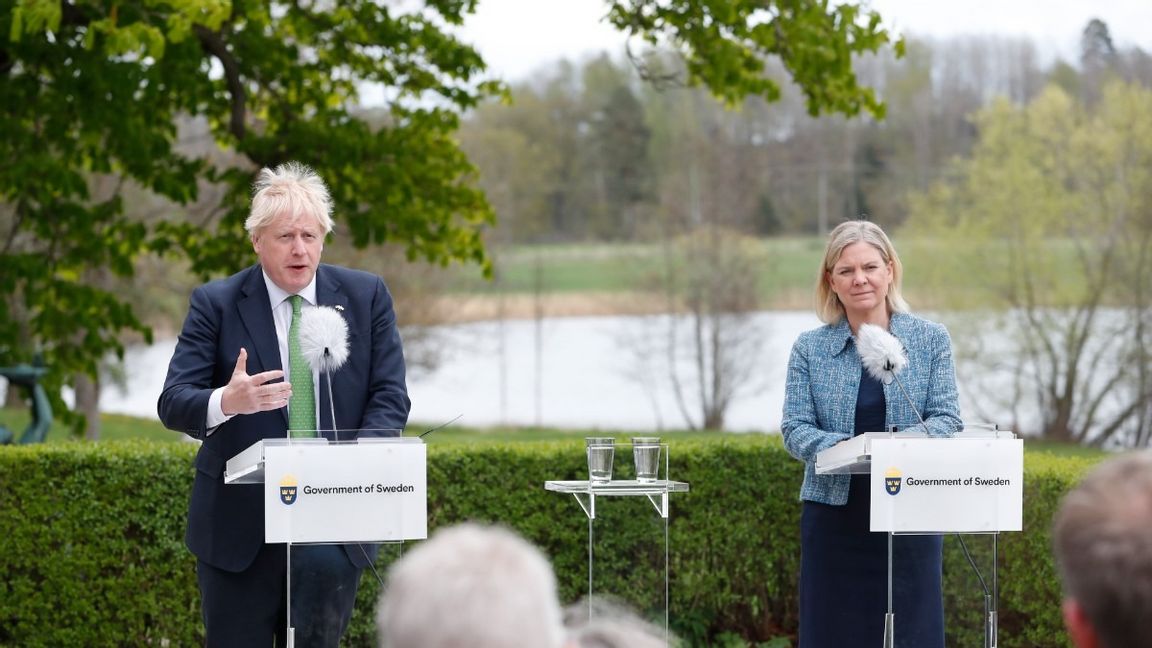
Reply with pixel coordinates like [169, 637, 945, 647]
[0, 437, 1098, 647]
[0, 442, 197, 646]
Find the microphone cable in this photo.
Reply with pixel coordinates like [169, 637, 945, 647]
[420, 413, 462, 438]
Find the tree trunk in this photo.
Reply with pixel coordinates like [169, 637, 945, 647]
[4, 382, 23, 409]
[74, 373, 101, 441]
[703, 408, 725, 431]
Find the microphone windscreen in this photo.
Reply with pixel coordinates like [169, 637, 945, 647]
[299, 305, 350, 372]
[856, 323, 908, 383]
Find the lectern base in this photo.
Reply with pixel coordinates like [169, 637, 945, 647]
[883, 613, 894, 648]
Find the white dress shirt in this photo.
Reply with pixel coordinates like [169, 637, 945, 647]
[204, 271, 318, 432]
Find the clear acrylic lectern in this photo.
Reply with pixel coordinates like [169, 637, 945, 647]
[816, 426, 1022, 648]
[226, 432, 427, 647]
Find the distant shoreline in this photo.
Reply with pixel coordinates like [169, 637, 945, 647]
[416, 290, 816, 325]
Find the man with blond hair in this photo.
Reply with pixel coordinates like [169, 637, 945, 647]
[160, 161, 410, 647]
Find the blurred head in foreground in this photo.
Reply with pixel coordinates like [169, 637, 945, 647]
[1053, 451, 1152, 648]
[376, 522, 566, 648]
[563, 597, 671, 648]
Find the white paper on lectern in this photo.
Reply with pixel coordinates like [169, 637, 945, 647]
[869, 437, 1023, 533]
[263, 441, 427, 543]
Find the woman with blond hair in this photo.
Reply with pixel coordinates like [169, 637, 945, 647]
[781, 220, 962, 647]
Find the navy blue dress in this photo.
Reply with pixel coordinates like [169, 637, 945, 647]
[798, 369, 944, 648]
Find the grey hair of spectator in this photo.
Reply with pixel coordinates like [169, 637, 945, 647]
[1052, 451, 1152, 648]
[376, 522, 566, 648]
[564, 598, 672, 648]
[245, 161, 335, 237]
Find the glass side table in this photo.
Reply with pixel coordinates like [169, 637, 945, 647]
[545, 478, 690, 639]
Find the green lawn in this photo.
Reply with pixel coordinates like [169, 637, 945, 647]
[1, 407, 1113, 466]
[447, 242, 670, 294]
[0, 407, 741, 445]
[408, 421, 739, 444]
[445, 238, 828, 307]
[435, 237, 1007, 311]
[1016, 439, 1110, 459]
[0, 408, 179, 443]
[435, 236, 1123, 313]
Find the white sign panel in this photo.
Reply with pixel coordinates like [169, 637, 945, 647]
[263, 440, 428, 543]
[870, 437, 1023, 533]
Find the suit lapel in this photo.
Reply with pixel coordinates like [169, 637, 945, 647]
[236, 266, 288, 427]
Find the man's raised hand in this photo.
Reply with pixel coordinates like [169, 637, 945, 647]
[220, 348, 291, 416]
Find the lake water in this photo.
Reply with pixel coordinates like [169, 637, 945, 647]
[100, 311, 1002, 433]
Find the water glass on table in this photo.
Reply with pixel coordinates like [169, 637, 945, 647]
[586, 437, 615, 485]
[631, 437, 661, 483]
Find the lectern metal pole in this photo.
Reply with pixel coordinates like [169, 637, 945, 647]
[986, 533, 999, 648]
[664, 511, 670, 641]
[883, 532, 894, 648]
[587, 513, 594, 617]
[286, 543, 295, 648]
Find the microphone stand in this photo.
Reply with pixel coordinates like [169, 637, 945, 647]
[323, 348, 339, 443]
[886, 359, 928, 431]
[884, 361, 998, 648]
[881, 359, 925, 648]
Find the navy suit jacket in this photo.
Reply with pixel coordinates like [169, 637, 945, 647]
[157, 263, 411, 572]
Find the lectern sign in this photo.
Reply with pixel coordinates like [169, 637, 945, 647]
[262, 440, 428, 543]
[869, 437, 1023, 533]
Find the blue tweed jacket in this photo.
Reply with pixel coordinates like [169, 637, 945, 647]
[781, 311, 963, 505]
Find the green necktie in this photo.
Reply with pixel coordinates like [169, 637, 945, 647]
[288, 295, 316, 437]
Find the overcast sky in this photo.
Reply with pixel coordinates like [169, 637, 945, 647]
[457, 0, 1152, 82]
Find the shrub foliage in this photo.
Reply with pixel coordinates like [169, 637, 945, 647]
[0, 438, 1093, 646]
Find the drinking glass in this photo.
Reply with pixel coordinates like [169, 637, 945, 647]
[631, 437, 661, 483]
[585, 437, 615, 484]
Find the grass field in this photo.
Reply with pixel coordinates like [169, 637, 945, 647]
[444, 237, 830, 310]
[104, 235, 1120, 332]
[0, 408, 178, 443]
[0, 408, 1112, 463]
[437, 237, 1027, 312]
[0, 407, 749, 445]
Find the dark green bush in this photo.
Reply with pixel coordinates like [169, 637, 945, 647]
[0, 442, 198, 647]
[0, 437, 1098, 647]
